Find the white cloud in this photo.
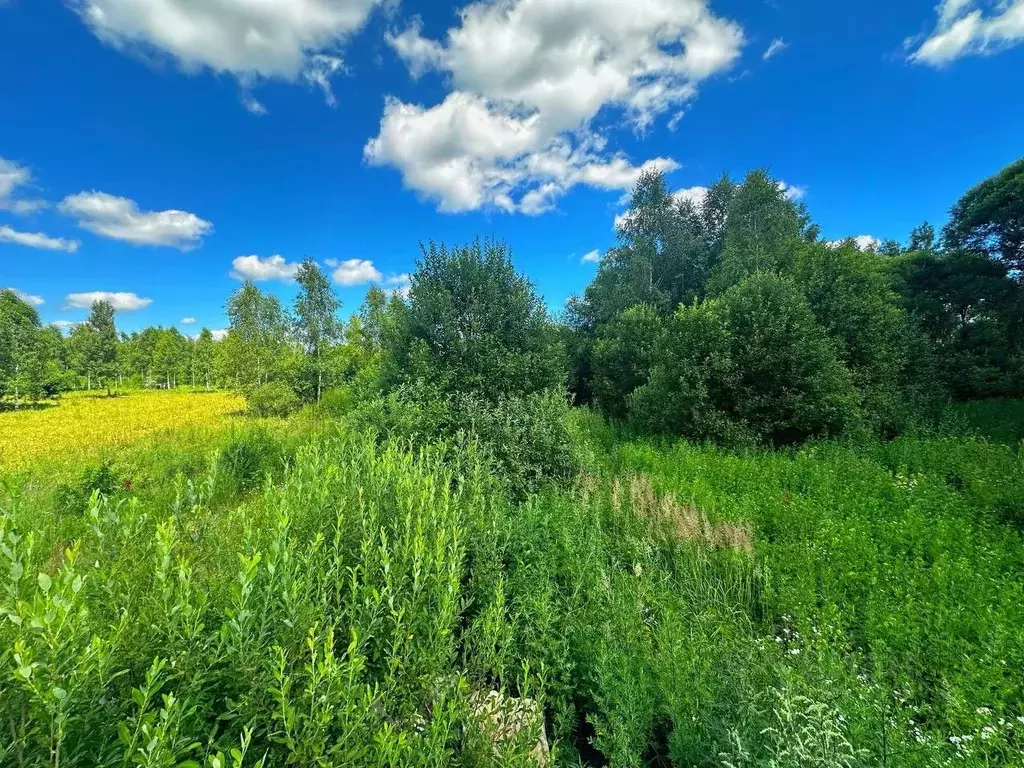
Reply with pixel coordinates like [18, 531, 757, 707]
[0, 224, 80, 252]
[51, 320, 84, 331]
[303, 54, 346, 107]
[581, 249, 602, 264]
[853, 234, 881, 251]
[242, 94, 268, 115]
[210, 328, 229, 341]
[59, 191, 212, 249]
[326, 257, 383, 286]
[64, 291, 153, 311]
[613, 185, 709, 230]
[180, 316, 196, 324]
[382, 272, 412, 298]
[5, 288, 45, 306]
[370, 0, 743, 214]
[68, 0, 385, 108]
[827, 235, 881, 251]
[909, 0, 1024, 65]
[230, 254, 300, 282]
[777, 181, 806, 201]
[0, 157, 47, 214]
[763, 38, 787, 59]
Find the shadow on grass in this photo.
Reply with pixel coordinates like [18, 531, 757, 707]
[0, 401, 59, 413]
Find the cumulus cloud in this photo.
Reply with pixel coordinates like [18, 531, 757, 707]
[0, 225, 80, 252]
[777, 181, 806, 201]
[369, 0, 744, 214]
[180, 316, 196, 324]
[210, 328, 229, 341]
[763, 38, 787, 59]
[581, 249, 602, 264]
[0, 158, 47, 214]
[827, 235, 881, 251]
[59, 191, 212, 249]
[326, 258, 383, 286]
[64, 291, 153, 311]
[5, 288, 45, 306]
[67, 0, 385, 108]
[909, 0, 1024, 65]
[51, 320, 84, 331]
[381, 272, 412, 298]
[230, 254, 300, 282]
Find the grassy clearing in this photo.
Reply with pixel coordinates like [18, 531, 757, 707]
[0, 389, 246, 470]
[1, 403, 1022, 766]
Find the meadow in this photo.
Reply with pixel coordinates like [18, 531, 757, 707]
[1, 391, 1022, 767]
[0, 389, 246, 471]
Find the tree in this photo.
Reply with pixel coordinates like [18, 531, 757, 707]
[226, 282, 288, 389]
[794, 242, 912, 432]
[358, 285, 389, 353]
[152, 328, 189, 388]
[591, 304, 664, 420]
[633, 274, 861, 445]
[909, 222, 936, 253]
[944, 158, 1024, 273]
[0, 289, 46, 405]
[708, 169, 809, 294]
[85, 300, 118, 395]
[395, 239, 564, 400]
[293, 258, 341, 403]
[580, 171, 736, 331]
[890, 249, 1020, 399]
[194, 329, 216, 391]
[629, 298, 741, 442]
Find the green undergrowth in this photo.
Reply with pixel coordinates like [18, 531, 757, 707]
[1, 405, 1023, 766]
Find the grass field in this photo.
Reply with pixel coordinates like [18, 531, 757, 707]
[0, 389, 246, 470]
[1, 395, 1022, 766]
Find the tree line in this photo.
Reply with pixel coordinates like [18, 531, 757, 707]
[2, 157, 1021, 448]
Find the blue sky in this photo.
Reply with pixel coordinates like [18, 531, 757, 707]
[1, 0, 1022, 334]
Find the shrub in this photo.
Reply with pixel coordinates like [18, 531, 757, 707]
[219, 426, 281, 493]
[630, 298, 750, 444]
[449, 389, 579, 497]
[591, 304, 664, 420]
[54, 459, 121, 515]
[631, 273, 862, 445]
[391, 239, 566, 401]
[347, 386, 578, 498]
[246, 381, 300, 417]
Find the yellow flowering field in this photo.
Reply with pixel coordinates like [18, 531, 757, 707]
[0, 389, 246, 470]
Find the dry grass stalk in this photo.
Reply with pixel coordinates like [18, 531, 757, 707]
[626, 474, 753, 554]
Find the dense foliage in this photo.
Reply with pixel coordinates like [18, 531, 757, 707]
[569, 159, 1024, 444]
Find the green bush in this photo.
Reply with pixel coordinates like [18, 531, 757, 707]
[632, 273, 862, 445]
[54, 459, 121, 515]
[219, 426, 282, 493]
[347, 386, 578, 498]
[245, 381, 300, 417]
[591, 303, 664, 420]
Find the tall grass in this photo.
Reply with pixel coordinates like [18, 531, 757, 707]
[2, 403, 1023, 766]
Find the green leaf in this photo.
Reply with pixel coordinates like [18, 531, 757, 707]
[37, 572, 52, 593]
